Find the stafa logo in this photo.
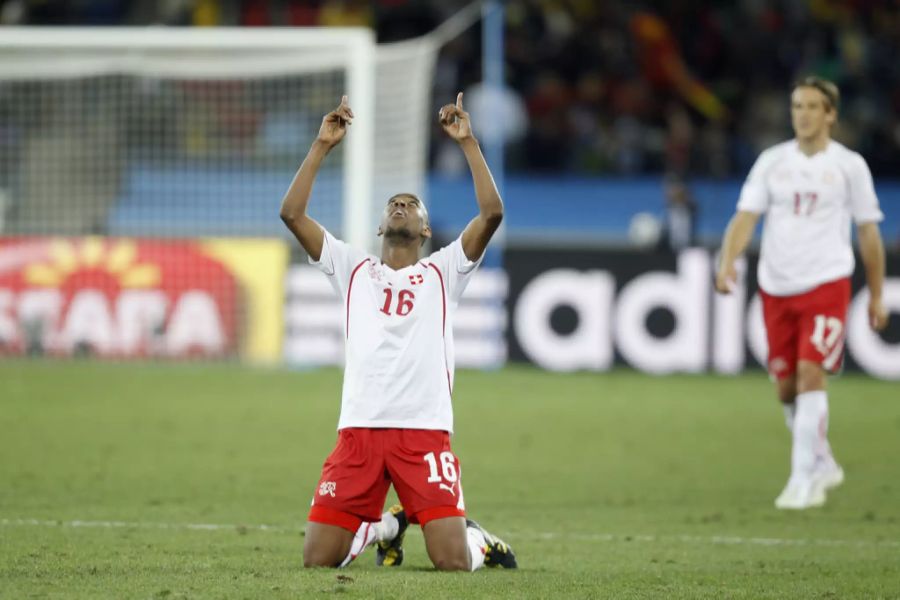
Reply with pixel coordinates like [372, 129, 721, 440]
[318, 481, 337, 497]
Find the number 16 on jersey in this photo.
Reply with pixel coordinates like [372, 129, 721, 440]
[379, 288, 415, 316]
[424, 451, 459, 495]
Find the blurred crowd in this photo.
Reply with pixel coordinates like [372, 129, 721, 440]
[3, 0, 899, 178]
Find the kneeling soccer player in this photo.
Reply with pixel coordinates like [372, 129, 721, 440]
[281, 93, 517, 569]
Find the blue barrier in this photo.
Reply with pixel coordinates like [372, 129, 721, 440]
[108, 166, 900, 245]
[108, 165, 342, 237]
[428, 176, 900, 246]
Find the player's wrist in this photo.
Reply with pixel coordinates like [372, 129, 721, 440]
[312, 138, 337, 153]
[458, 135, 479, 147]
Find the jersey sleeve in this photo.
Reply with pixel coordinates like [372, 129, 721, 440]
[736, 148, 778, 213]
[308, 227, 369, 297]
[427, 237, 483, 303]
[845, 152, 884, 224]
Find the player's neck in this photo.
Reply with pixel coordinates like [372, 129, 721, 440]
[795, 133, 830, 157]
[380, 241, 420, 270]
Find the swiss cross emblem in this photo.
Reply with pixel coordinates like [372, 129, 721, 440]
[408, 274, 424, 285]
[318, 481, 336, 497]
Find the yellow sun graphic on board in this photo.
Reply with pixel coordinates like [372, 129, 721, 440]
[24, 238, 161, 288]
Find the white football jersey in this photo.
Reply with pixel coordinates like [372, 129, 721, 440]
[737, 140, 884, 296]
[310, 229, 481, 433]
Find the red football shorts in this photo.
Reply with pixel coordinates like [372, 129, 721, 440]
[760, 277, 851, 380]
[307, 428, 466, 533]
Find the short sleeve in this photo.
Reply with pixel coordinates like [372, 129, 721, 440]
[308, 228, 369, 297]
[426, 237, 483, 303]
[736, 148, 778, 213]
[845, 153, 884, 224]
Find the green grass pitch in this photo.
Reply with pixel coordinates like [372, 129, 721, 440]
[1, 361, 899, 599]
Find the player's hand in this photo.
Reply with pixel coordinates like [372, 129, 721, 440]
[868, 296, 889, 331]
[317, 95, 353, 148]
[439, 92, 474, 143]
[714, 264, 737, 294]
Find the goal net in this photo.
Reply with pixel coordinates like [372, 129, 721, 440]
[0, 27, 437, 362]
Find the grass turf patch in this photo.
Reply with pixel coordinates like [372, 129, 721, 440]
[1, 361, 898, 598]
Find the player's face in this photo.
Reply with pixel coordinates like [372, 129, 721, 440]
[791, 86, 835, 142]
[379, 194, 431, 243]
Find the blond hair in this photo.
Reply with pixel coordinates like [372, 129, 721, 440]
[794, 76, 840, 112]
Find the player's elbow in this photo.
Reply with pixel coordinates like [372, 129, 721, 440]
[857, 222, 881, 243]
[280, 206, 300, 227]
[483, 208, 503, 230]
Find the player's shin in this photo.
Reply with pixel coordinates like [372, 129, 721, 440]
[815, 401, 832, 459]
[783, 402, 796, 432]
[791, 391, 828, 478]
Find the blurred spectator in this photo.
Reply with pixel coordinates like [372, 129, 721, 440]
[522, 71, 571, 171]
[6, 0, 898, 178]
[660, 176, 697, 253]
[317, 0, 372, 28]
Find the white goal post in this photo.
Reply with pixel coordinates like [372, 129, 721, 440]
[0, 26, 433, 250]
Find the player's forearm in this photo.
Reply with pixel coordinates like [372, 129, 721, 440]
[460, 138, 504, 224]
[280, 140, 332, 222]
[720, 212, 758, 266]
[858, 223, 886, 300]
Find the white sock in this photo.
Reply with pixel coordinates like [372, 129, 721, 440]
[782, 402, 796, 432]
[466, 524, 487, 572]
[338, 510, 399, 568]
[815, 408, 836, 466]
[374, 511, 400, 543]
[784, 400, 835, 464]
[791, 391, 828, 480]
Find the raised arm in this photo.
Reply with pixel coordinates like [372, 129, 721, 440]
[857, 221, 889, 331]
[280, 96, 354, 261]
[439, 92, 504, 261]
[715, 210, 760, 293]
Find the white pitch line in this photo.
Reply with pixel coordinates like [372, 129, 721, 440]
[0, 518, 298, 534]
[519, 531, 900, 548]
[2, 518, 898, 549]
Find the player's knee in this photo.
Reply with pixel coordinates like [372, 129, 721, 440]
[302, 546, 342, 568]
[796, 361, 825, 392]
[776, 385, 795, 404]
[775, 373, 797, 403]
[303, 554, 339, 568]
[431, 555, 469, 571]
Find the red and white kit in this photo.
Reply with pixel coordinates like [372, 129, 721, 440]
[737, 140, 883, 377]
[307, 229, 481, 529]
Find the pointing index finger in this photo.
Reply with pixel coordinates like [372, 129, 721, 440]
[456, 92, 463, 110]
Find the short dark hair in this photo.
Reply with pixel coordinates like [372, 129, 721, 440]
[387, 192, 422, 205]
[387, 193, 429, 224]
[794, 76, 840, 112]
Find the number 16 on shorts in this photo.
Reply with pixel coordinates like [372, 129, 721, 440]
[424, 451, 459, 496]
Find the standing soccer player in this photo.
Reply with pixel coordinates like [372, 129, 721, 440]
[280, 93, 516, 570]
[716, 76, 889, 510]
